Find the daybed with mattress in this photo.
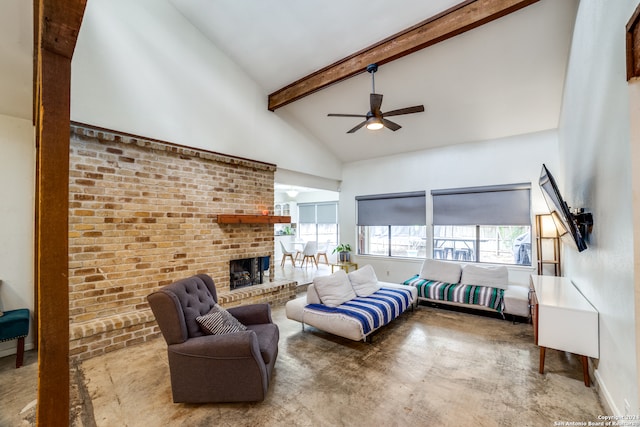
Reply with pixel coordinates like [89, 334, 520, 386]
[403, 259, 530, 319]
[286, 265, 418, 342]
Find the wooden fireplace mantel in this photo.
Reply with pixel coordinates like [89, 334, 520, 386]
[215, 214, 291, 224]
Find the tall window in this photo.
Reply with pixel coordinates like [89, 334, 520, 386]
[356, 191, 427, 258]
[432, 183, 531, 265]
[298, 202, 338, 253]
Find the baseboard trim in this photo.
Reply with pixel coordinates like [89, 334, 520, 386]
[0, 342, 34, 359]
[594, 368, 620, 415]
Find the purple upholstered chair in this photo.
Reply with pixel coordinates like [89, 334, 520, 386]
[147, 274, 279, 403]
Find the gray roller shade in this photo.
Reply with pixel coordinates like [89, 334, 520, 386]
[316, 203, 337, 224]
[432, 183, 531, 226]
[356, 191, 426, 226]
[298, 204, 316, 223]
[298, 202, 337, 224]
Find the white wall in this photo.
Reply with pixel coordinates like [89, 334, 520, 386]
[559, 0, 639, 415]
[631, 76, 640, 420]
[71, 0, 342, 182]
[284, 191, 339, 205]
[340, 129, 559, 284]
[0, 114, 35, 356]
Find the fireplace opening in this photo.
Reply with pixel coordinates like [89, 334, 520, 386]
[229, 256, 270, 289]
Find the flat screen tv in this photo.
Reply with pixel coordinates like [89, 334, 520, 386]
[539, 164, 592, 252]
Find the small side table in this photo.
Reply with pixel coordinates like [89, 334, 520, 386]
[330, 262, 359, 273]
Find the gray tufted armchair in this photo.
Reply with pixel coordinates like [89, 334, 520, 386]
[147, 274, 279, 403]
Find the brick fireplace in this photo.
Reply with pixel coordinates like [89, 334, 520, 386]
[229, 256, 270, 289]
[68, 123, 296, 361]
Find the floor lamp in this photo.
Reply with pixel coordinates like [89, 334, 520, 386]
[535, 213, 564, 276]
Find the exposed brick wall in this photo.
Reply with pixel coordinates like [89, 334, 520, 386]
[68, 124, 296, 361]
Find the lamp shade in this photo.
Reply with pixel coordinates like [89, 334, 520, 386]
[539, 212, 567, 238]
[365, 117, 383, 130]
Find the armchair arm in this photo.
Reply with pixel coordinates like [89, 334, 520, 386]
[169, 330, 261, 359]
[227, 303, 272, 325]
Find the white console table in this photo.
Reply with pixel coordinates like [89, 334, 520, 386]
[529, 274, 599, 386]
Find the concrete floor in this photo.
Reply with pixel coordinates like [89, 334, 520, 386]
[271, 261, 331, 285]
[2, 301, 606, 426]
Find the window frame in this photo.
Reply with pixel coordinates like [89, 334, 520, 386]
[297, 202, 339, 249]
[356, 191, 427, 259]
[431, 183, 532, 266]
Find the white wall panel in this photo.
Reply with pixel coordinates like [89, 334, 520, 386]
[341, 129, 558, 285]
[0, 114, 34, 356]
[558, 0, 639, 415]
[71, 0, 341, 182]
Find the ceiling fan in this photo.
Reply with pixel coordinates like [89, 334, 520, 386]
[327, 63, 425, 133]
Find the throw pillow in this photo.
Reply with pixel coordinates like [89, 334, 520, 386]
[460, 264, 509, 290]
[196, 303, 247, 335]
[312, 269, 357, 308]
[419, 259, 462, 284]
[348, 264, 381, 297]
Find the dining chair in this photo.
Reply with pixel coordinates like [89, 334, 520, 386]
[316, 240, 330, 264]
[300, 241, 318, 268]
[279, 241, 296, 267]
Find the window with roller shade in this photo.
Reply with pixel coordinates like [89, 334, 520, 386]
[432, 183, 531, 265]
[356, 191, 427, 258]
[297, 202, 338, 254]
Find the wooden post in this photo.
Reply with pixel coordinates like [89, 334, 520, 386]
[34, 0, 86, 424]
[35, 47, 71, 426]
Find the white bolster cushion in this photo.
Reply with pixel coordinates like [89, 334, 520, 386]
[460, 264, 509, 290]
[348, 264, 381, 297]
[419, 259, 462, 284]
[313, 269, 357, 307]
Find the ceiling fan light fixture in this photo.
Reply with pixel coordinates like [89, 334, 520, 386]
[365, 117, 384, 130]
[327, 63, 424, 133]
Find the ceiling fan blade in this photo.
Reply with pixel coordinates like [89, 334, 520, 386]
[328, 113, 367, 118]
[370, 94, 383, 114]
[347, 121, 367, 133]
[382, 105, 425, 117]
[382, 118, 401, 131]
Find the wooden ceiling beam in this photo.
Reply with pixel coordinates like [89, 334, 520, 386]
[267, 0, 539, 111]
[33, 0, 86, 124]
[38, 0, 86, 59]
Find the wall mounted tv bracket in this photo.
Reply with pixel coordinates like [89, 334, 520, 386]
[572, 208, 593, 237]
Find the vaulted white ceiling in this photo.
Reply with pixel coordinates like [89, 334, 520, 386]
[0, 0, 578, 164]
[170, 0, 578, 162]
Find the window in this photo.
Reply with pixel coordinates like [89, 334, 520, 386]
[298, 202, 338, 252]
[432, 183, 531, 265]
[356, 191, 427, 258]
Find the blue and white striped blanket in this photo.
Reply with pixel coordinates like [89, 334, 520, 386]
[304, 287, 413, 336]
